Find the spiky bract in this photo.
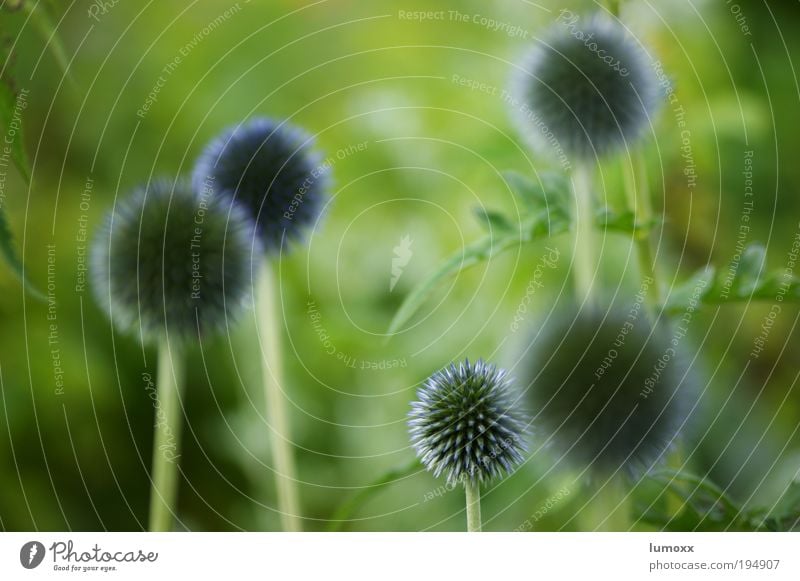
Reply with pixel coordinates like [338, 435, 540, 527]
[91, 179, 258, 342]
[526, 308, 689, 476]
[193, 118, 328, 252]
[409, 360, 528, 486]
[513, 12, 661, 159]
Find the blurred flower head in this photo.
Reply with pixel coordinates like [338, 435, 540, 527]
[526, 308, 690, 477]
[409, 359, 529, 486]
[512, 11, 661, 160]
[192, 117, 328, 253]
[91, 179, 258, 343]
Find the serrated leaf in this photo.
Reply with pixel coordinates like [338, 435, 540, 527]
[642, 470, 748, 531]
[21, 1, 73, 85]
[0, 74, 43, 300]
[596, 207, 659, 238]
[387, 208, 570, 336]
[503, 170, 568, 214]
[0, 204, 45, 301]
[663, 267, 715, 315]
[0, 80, 31, 182]
[474, 207, 515, 234]
[665, 242, 800, 314]
[388, 167, 669, 337]
[734, 243, 766, 293]
[386, 232, 520, 336]
[753, 481, 800, 531]
[643, 470, 800, 531]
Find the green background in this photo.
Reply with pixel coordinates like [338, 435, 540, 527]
[0, 0, 798, 531]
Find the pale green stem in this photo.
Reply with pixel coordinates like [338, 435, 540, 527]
[258, 259, 302, 531]
[148, 337, 185, 532]
[572, 162, 596, 309]
[465, 481, 482, 532]
[622, 154, 660, 314]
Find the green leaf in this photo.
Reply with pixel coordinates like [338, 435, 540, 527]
[21, 1, 73, 85]
[387, 173, 573, 336]
[752, 481, 800, 531]
[387, 168, 667, 338]
[596, 207, 659, 239]
[0, 71, 44, 300]
[503, 170, 568, 214]
[663, 267, 715, 314]
[641, 470, 800, 531]
[327, 459, 421, 531]
[737, 243, 766, 290]
[386, 231, 521, 336]
[664, 242, 800, 314]
[0, 205, 45, 301]
[0, 80, 31, 182]
[641, 470, 748, 531]
[388, 205, 571, 336]
[474, 207, 516, 234]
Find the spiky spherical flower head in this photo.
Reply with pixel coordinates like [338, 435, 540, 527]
[526, 308, 690, 476]
[513, 11, 661, 159]
[91, 179, 259, 343]
[409, 360, 529, 487]
[192, 118, 328, 253]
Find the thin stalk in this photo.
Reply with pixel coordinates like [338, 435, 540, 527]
[622, 154, 660, 313]
[148, 337, 185, 532]
[465, 481, 482, 532]
[257, 258, 302, 531]
[572, 162, 596, 309]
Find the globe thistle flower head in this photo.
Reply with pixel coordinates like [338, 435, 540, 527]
[192, 117, 328, 253]
[513, 11, 661, 159]
[526, 308, 689, 477]
[409, 359, 529, 487]
[91, 179, 259, 343]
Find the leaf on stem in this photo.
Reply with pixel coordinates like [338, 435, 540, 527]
[641, 470, 799, 531]
[386, 172, 573, 336]
[22, 0, 73, 84]
[0, 65, 30, 182]
[664, 243, 800, 314]
[596, 207, 660, 238]
[0, 76, 44, 300]
[0, 205, 45, 301]
[327, 459, 421, 531]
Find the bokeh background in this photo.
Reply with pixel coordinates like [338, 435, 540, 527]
[1, 0, 799, 531]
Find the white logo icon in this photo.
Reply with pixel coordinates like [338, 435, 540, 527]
[390, 234, 413, 291]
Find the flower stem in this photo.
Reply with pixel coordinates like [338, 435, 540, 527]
[572, 162, 596, 309]
[622, 154, 660, 313]
[148, 337, 185, 532]
[465, 481, 482, 532]
[257, 258, 302, 531]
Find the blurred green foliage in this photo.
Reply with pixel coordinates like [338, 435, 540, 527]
[0, 0, 798, 531]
